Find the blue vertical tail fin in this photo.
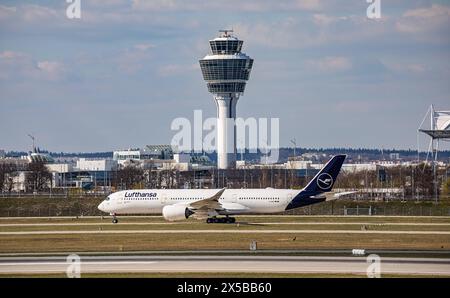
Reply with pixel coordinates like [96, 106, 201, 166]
[302, 154, 346, 195]
[285, 155, 346, 210]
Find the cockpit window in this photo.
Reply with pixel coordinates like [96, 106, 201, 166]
[105, 197, 110, 201]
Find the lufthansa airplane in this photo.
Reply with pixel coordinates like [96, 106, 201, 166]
[98, 155, 347, 223]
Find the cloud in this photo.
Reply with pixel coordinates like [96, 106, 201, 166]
[131, 0, 327, 12]
[37, 61, 66, 80]
[116, 45, 155, 74]
[0, 5, 17, 20]
[403, 3, 450, 18]
[157, 63, 199, 77]
[233, 18, 317, 49]
[233, 13, 392, 50]
[381, 60, 428, 75]
[396, 4, 450, 38]
[313, 13, 336, 26]
[294, 0, 323, 11]
[87, 0, 130, 7]
[0, 51, 66, 81]
[0, 3, 142, 28]
[20, 4, 60, 23]
[0, 51, 24, 59]
[133, 43, 156, 51]
[307, 56, 353, 72]
[313, 13, 350, 26]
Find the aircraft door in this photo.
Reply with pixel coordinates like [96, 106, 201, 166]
[160, 193, 168, 205]
[116, 194, 124, 205]
[286, 193, 293, 205]
[232, 193, 237, 203]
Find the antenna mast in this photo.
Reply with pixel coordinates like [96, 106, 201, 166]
[27, 134, 36, 153]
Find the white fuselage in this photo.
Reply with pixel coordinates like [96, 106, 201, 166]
[98, 188, 300, 215]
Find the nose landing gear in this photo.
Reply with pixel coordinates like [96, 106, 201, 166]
[111, 213, 118, 224]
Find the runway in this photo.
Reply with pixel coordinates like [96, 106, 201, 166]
[0, 255, 449, 276]
[1, 229, 450, 235]
[1, 222, 450, 226]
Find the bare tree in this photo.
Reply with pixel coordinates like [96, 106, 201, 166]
[443, 178, 450, 198]
[0, 164, 8, 191]
[0, 163, 18, 193]
[5, 171, 17, 193]
[116, 166, 145, 189]
[25, 161, 52, 193]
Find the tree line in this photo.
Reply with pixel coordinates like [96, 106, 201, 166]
[1, 161, 449, 199]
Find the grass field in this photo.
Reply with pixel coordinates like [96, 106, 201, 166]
[0, 215, 449, 254]
[2, 215, 450, 224]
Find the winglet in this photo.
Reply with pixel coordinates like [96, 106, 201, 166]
[211, 188, 226, 201]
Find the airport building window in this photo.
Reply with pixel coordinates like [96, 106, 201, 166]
[200, 59, 253, 81]
[209, 40, 243, 55]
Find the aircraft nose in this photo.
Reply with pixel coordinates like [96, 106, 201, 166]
[98, 202, 105, 212]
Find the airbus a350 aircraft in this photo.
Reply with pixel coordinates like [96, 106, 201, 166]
[98, 155, 347, 223]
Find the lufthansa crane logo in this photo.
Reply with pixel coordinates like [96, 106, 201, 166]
[317, 173, 333, 190]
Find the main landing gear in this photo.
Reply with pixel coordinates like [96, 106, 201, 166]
[206, 216, 236, 224]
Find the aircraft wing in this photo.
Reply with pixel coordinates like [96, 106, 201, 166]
[188, 188, 226, 211]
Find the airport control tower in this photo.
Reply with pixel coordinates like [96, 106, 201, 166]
[199, 30, 254, 169]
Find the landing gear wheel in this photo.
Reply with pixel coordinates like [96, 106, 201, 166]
[225, 216, 236, 224]
[112, 217, 118, 224]
[206, 217, 236, 224]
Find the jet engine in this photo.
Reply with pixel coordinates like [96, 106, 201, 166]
[162, 205, 194, 221]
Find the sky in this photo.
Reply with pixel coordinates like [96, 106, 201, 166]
[0, 0, 449, 152]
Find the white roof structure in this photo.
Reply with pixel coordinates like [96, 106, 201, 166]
[419, 105, 450, 139]
[417, 104, 448, 203]
[434, 110, 450, 131]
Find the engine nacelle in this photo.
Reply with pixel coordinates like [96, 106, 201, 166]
[162, 205, 194, 221]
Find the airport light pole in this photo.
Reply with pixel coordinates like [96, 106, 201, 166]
[290, 138, 297, 158]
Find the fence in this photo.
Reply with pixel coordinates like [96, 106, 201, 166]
[283, 201, 450, 216]
[344, 206, 373, 216]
